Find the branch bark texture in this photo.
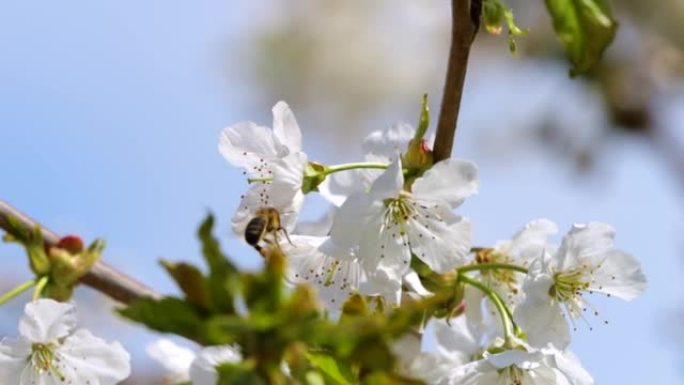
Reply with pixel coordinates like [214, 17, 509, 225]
[0, 199, 161, 304]
[433, 0, 480, 162]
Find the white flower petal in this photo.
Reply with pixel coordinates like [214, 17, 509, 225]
[19, 299, 77, 343]
[329, 192, 374, 249]
[433, 317, 479, 363]
[189, 345, 241, 385]
[318, 169, 373, 207]
[59, 329, 131, 385]
[271, 152, 307, 194]
[412, 159, 478, 208]
[486, 349, 538, 369]
[505, 219, 558, 264]
[146, 339, 195, 383]
[405, 199, 471, 268]
[589, 249, 646, 300]
[360, 271, 403, 305]
[556, 223, 615, 272]
[408, 208, 471, 273]
[553, 350, 594, 385]
[272, 101, 302, 154]
[219, 122, 279, 171]
[362, 123, 415, 162]
[285, 235, 362, 312]
[359, 212, 411, 283]
[293, 208, 335, 236]
[403, 270, 432, 297]
[368, 157, 403, 200]
[0, 338, 30, 383]
[515, 274, 570, 349]
[447, 359, 498, 385]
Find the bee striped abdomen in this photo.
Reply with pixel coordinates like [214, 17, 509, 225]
[245, 216, 267, 250]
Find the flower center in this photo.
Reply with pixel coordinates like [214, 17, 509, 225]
[549, 268, 591, 302]
[31, 343, 66, 381]
[383, 194, 414, 236]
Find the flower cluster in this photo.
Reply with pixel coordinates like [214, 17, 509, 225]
[216, 102, 647, 385]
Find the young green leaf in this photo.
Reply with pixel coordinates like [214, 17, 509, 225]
[545, 0, 617, 75]
[305, 352, 357, 385]
[160, 260, 213, 310]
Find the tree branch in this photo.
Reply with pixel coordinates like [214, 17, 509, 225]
[433, 0, 481, 162]
[0, 199, 161, 304]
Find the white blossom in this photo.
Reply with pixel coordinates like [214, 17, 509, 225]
[219, 102, 309, 236]
[515, 222, 647, 348]
[328, 157, 477, 290]
[0, 299, 130, 385]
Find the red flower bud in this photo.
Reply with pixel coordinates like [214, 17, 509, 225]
[56, 235, 84, 254]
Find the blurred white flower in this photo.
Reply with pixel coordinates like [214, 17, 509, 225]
[362, 122, 417, 163]
[515, 222, 647, 348]
[391, 332, 451, 384]
[147, 339, 195, 384]
[0, 299, 130, 385]
[147, 339, 241, 385]
[189, 345, 242, 385]
[328, 157, 478, 289]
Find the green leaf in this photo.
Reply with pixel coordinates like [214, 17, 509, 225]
[216, 362, 266, 385]
[198, 214, 239, 313]
[545, 0, 617, 75]
[198, 214, 238, 277]
[306, 352, 357, 385]
[118, 297, 210, 344]
[160, 260, 212, 310]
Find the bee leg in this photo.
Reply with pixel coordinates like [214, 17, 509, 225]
[279, 227, 294, 246]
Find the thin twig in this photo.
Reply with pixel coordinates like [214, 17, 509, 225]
[433, 0, 481, 162]
[0, 200, 161, 304]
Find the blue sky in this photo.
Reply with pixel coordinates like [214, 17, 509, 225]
[1, 2, 682, 384]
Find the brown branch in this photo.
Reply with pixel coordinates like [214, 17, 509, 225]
[433, 0, 481, 162]
[0, 199, 161, 304]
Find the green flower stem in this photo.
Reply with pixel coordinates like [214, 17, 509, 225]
[0, 279, 36, 305]
[32, 276, 49, 301]
[459, 273, 514, 344]
[324, 162, 389, 175]
[457, 263, 528, 274]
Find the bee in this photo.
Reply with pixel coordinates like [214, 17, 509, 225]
[244, 207, 293, 252]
